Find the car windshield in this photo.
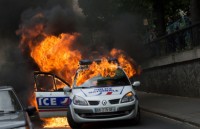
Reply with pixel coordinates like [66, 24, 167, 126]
[74, 68, 130, 87]
[0, 90, 22, 113]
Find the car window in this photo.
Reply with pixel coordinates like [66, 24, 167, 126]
[35, 74, 55, 91]
[55, 78, 68, 91]
[75, 68, 130, 87]
[0, 90, 22, 112]
[35, 73, 70, 92]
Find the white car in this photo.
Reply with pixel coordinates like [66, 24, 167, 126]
[34, 59, 140, 129]
[64, 60, 141, 128]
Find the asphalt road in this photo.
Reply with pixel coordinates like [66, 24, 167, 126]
[32, 111, 199, 129]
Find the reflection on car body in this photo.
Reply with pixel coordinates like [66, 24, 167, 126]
[0, 86, 36, 129]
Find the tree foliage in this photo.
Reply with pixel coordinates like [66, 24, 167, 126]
[78, 0, 150, 31]
[78, 0, 190, 36]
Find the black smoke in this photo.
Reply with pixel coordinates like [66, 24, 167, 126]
[0, 0, 77, 104]
[0, 38, 33, 103]
[109, 13, 148, 63]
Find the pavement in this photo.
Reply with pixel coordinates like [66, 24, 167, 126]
[137, 91, 200, 127]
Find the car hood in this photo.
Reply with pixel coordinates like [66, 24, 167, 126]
[0, 111, 26, 129]
[79, 86, 125, 97]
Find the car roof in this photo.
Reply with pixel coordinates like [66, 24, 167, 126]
[79, 58, 119, 66]
[0, 86, 13, 90]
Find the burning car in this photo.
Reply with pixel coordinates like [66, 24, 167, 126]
[33, 58, 140, 128]
[64, 59, 141, 128]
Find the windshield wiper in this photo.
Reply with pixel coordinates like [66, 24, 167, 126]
[74, 85, 109, 89]
[74, 86, 89, 89]
[90, 85, 110, 88]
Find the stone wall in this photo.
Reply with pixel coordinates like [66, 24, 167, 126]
[139, 48, 200, 98]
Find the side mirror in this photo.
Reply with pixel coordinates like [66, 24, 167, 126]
[132, 81, 140, 87]
[26, 106, 36, 116]
[63, 86, 71, 95]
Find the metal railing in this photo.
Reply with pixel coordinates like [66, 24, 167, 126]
[145, 22, 200, 58]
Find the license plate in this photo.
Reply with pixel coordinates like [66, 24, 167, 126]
[95, 107, 116, 113]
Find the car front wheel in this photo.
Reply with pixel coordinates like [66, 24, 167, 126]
[130, 106, 140, 125]
[67, 108, 82, 129]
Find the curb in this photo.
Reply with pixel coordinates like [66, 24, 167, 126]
[140, 107, 200, 128]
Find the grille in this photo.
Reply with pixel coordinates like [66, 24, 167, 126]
[109, 99, 120, 104]
[78, 111, 131, 119]
[88, 101, 100, 105]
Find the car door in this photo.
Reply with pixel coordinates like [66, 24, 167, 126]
[34, 72, 71, 118]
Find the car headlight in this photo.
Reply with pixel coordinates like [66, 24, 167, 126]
[73, 95, 88, 106]
[121, 92, 135, 103]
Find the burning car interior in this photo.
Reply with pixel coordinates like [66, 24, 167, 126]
[34, 72, 70, 92]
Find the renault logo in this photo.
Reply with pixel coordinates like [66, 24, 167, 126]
[102, 100, 107, 106]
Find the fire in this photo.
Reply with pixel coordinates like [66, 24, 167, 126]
[76, 57, 118, 86]
[17, 12, 140, 128]
[23, 32, 137, 87]
[28, 83, 38, 110]
[20, 32, 138, 127]
[110, 48, 137, 78]
[42, 117, 69, 128]
[28, 92, 38, 110]
[30, 33, 81, 84]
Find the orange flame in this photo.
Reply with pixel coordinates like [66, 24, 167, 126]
[110, 48, 137, 78]
[28, 92, 38, 110]
[28, 83, 38, 110]
[76, 57, 118, 86]
[30, 33, 81, 84]
[42, 117, 69, 128]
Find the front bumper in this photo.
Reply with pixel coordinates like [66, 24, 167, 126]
[69, 100, 139, 123]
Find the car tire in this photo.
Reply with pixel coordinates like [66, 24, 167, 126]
[67, 108, 82, 129]
[131, 106, 140, 125]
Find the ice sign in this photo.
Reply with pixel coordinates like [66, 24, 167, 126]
[37, 97, 71, 107]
